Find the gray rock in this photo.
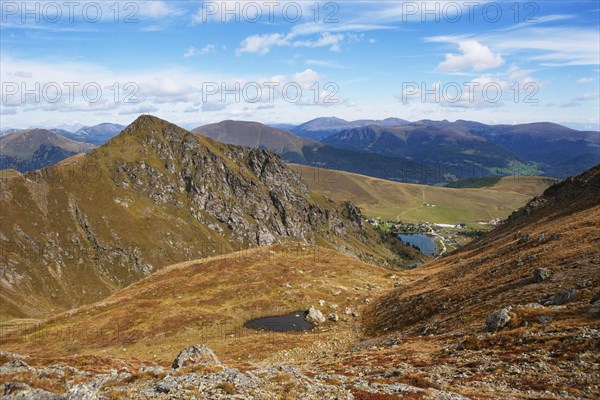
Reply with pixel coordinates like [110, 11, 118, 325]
[485, 306, 512, 332]
[328, 313, 339, 322]
[590, 292, 600, 304]
[550, 288, 577, 305]
[533, 268, 553, 283]
[305, 306, 325, 324]
[171, 344, 220, 369]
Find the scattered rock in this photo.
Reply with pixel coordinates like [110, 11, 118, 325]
[515, 259, 524, 267]
[318, 299, 326, 307]
[328, 313, 339, 322]
[591, 292, 600, 304]
[533, 268, 553, 283]
[171, 344, 220, 369]
[485, 306, 512, 332]
[538, 316, 553, 324]
[549, 288, 577, 305]
[305, 306, 326, 324]
[576, 280, 592, 289]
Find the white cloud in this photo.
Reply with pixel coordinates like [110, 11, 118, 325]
[293, 33, 345, 52]
[292, 69, 321, 89]
[574, 93, 599, 101]
[237, 31, 351, 55]
[183, 44, 216, 58]
[183, 47, 197, 58]
[437, 40, 504, 72]
[236, 33, 288, 55]
[577, 77, 594, 83]
[428, 27, 600, 67]
[137, 1, 184, 19]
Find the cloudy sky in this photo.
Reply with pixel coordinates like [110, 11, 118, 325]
[1, 0, 599, 130]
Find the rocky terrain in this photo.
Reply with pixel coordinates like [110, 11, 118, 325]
[0, 122, 598, 399]
[0, 115, 417, 320]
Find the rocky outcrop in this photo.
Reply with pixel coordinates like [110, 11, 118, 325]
[533, 268, 553, 283]
[305, 306, 326, 325]
[485, 306, 512, 332]
[171, 344, 220, 369]
[548, 288, 577, 305]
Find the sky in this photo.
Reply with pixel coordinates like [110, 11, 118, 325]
[1, 0, 599, 130]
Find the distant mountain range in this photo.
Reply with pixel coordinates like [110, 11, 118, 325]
[193, 121, 434, 184]
[291, 117, 410, 140]
[323, 120, 600, 178]
[2, 117, 597, 181]
[63, 122, 125, 145]
[0, 129, 95, 172]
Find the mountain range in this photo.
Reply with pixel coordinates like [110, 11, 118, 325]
[63, 123, 125, 145]
[1, 155, 598, 399]
[291, 116, 410, 140]
[194, 120, 433, 183]
[0, 129, 95, 172]
[0, 115, 419, 320]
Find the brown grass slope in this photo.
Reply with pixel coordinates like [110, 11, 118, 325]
[0, 115, 414, 320]
[0, 244, 395, 365]
[293, 164, 551, 224]
[365, 164, 600, 336]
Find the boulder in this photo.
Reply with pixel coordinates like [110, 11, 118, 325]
[171, 344, 220, 369]
[550, 288, 576, 305]
[533, 268, 553, 283]
[305, 306, 326, 324]
[485, 306, 512, 332]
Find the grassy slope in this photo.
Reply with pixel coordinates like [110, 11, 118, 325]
[0, 244, 395, 365]
[292, 164, 551, 225]
[0, 116, 412, 321]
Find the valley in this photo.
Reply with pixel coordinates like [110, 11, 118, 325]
[2, 1, 599, 397]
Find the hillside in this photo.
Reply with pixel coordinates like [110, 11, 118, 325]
[0, 115, 416, 320]
[0, 244, 395, 365]
[0, 166, 597, 399]
[293, 164, 552, 225]
[353, 165, 600, 397]
[194, 120, 438, 184]
[0, 129, 95, 172]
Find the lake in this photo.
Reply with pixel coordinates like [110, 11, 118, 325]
[398, 234, 437, 255]
[244, 311, 315, 332]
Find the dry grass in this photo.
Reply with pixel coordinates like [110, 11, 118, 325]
[0, 244, 393, 365]
[293, 164, 550, 225]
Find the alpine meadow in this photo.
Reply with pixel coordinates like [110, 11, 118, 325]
[0, 1, 599, 399]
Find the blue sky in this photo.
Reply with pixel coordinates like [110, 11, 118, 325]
[1, 0, 599, 130]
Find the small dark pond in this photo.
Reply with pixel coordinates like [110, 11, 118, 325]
[244, 311, 315, 332]
[398, 234, 437, 255]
